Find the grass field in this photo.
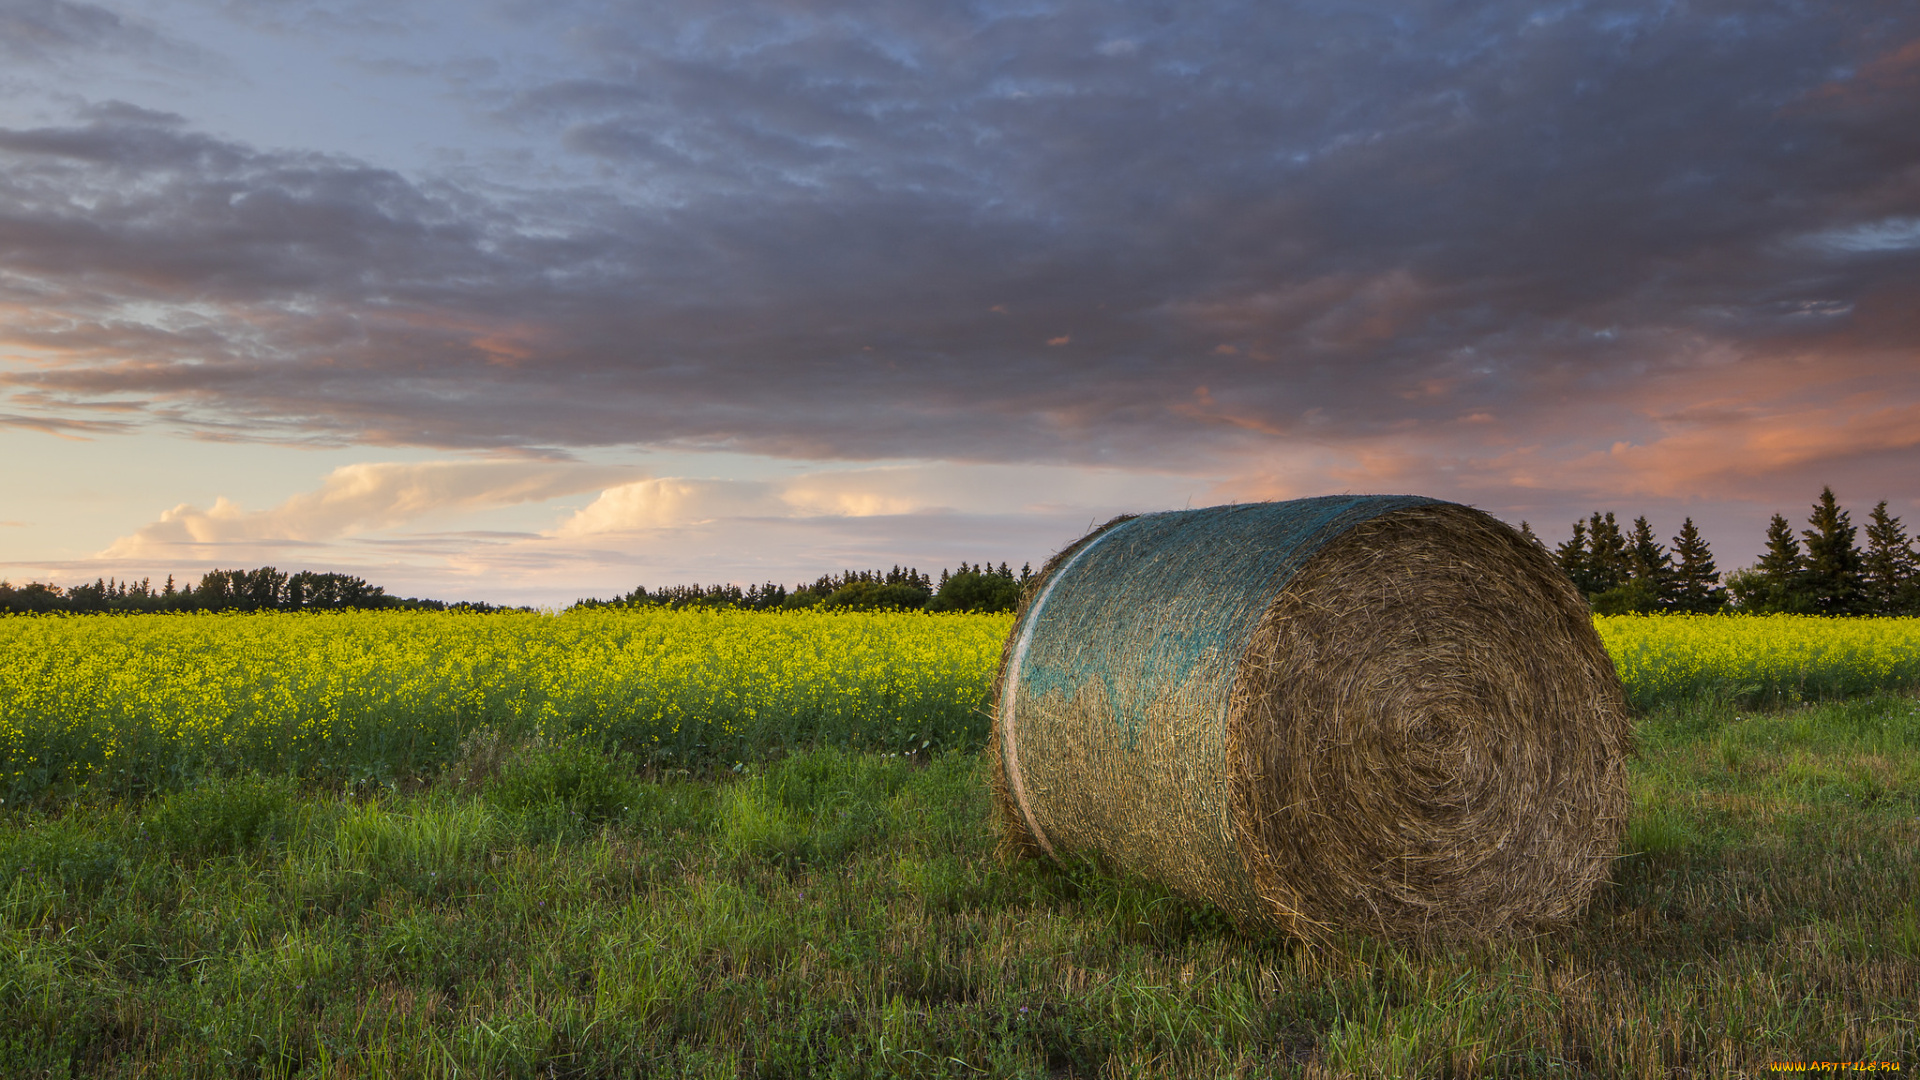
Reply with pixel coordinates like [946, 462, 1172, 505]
[2, 693, 1917, 1076]
[2, 612, 1918, 1075]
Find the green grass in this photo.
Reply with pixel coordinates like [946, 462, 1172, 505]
[2, 697, 1917, 1077]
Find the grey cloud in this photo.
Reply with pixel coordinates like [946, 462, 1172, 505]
[1, 0, 146, 62]
[198, 0, 418, 39]
[0, 0, 220, 69]
[78, 101, 187, 126]
[0, 411, 135, 436]
[1, 0, 1917, 479]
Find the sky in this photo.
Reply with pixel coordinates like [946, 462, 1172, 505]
[2, 0, 1917, 606]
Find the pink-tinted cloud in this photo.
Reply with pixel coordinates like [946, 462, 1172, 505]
[102, 461, 633, 557]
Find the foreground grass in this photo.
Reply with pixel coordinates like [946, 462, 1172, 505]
[3, 697, 1917, 1078]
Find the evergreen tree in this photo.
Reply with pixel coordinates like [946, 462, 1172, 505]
[1862, 501, 1918, 616]
[1669, 517, 1726, 614]
[1554, 519, 1595, 593]
[1757, 514, 1802, 581]
[1733, 513, 1813, 613]
[1586, 512, 1631, 594]
[1801, 487, 1863, 615]
[1626, 516, 1678, 608]
[926, 566, 1021, 613]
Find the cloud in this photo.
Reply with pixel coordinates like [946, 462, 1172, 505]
[0, 411, 135, 437]
[1804, 217, 1920, 253]
[57, 459, 1204, 606]
[548, 463, 1211, 538]
[549, 478, 778, 535]
[0, 0, 164, 63]
[1563, 397, 1920, 501]
[779, 470, 936, 519]
[0, 1, 221, 73]
[103, 460, 631, 556]
[0, 0, 1912, 515]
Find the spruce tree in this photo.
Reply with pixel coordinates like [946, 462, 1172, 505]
[1862, 501, 1918, 616]
[1627, 516, 1677, 609]
[1745, 513, 1810, 613]
[1669, 518, 1725, 613]
[1586, 512, 1631, 594]
[1555, 520, 1593, 593]
[1801, 487, 1863, 616]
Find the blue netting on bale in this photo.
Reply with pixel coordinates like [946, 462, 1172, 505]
[1012, 496, 1436, 753]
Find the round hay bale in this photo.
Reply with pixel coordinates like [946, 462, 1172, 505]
[989, 496, 1631, 942]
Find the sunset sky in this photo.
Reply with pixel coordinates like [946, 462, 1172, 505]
[3, 0, 1917, 606]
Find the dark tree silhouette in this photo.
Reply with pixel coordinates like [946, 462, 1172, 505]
[1628, 516, 1678, 605]
[1554, 519, 1596, 594]
[1801, 487, 1864, 616]
[1585, 512, 1631, 595]
[1669, 518, 1726, 614]
[1730, 513, 1813, 614]
[1862, 501, 1918, 616]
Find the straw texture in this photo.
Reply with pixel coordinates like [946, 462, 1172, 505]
[989, 497, 1631, 942]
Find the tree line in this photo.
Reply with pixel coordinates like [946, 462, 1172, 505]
[1, 561, 1037, 617]
[572, 561, 1036, 614]
[17, 488, 1913, 619]
[0, 568, 503, 615]
[1535, 486, 1919, 616]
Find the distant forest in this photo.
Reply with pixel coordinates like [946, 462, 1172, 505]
[1528, 485, 1920, 617]
[8, 487, 1916, 617]
[0, 568, 506, 615]
[0, 562, 1035, 616]
[572, 562, 1035, 614]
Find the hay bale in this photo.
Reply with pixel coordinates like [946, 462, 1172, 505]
[989, 496, 1631, 942]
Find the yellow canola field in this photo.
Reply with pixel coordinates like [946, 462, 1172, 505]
[0, 609, 1013, 799]
[1595, 613, 1920, 712]
[4, 609, 1917, 799]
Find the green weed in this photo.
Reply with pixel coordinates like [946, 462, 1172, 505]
[144, 772, 296, 858]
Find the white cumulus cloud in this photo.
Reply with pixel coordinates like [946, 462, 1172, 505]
[548, 478, 779, 536]
[104, 460, 631, 556]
